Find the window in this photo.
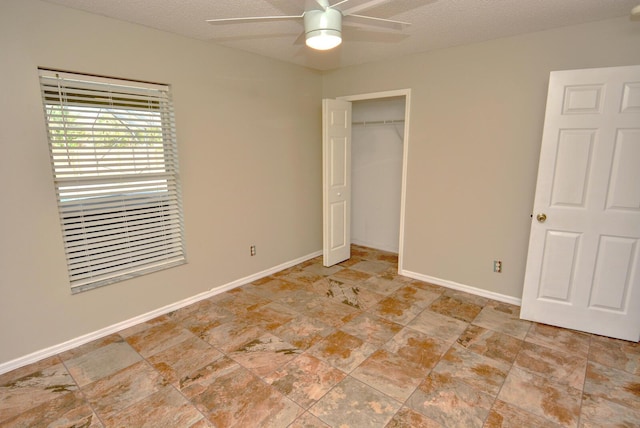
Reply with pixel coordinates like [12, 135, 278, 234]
[39, 69, 186, 293]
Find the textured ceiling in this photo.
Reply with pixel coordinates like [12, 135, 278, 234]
[42, 0, 640, 71]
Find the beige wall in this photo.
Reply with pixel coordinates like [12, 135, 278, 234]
[323, 17, 640, 299]
[0, 0, 322, 364]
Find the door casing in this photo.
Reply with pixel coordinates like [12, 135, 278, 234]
[328, 89, 411, 271]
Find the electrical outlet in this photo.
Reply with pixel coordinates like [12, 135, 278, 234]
[250, 245, 256, 256]
[493, 260, 502, 273]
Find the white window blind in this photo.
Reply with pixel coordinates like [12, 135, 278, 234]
[39, 69, 186, 293]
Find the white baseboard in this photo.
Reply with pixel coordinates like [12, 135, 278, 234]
[0, 250, 322, 376]
[400, 269, 522, 306]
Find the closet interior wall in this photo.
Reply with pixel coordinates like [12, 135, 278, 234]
[351, 96, 405, 253]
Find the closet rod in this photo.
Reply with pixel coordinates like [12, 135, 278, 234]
[352, 119, 405, 126]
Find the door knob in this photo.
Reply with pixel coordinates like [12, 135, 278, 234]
[536, 213, 547, 223]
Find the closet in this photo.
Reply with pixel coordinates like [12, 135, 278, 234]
[351, 96, 405, 253]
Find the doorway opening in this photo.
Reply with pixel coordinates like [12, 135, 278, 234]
[351, 97, 405, 253]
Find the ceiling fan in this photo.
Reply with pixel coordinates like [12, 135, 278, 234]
[206, 0, 410, 51]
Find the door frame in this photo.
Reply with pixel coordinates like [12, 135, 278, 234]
[337, 89, 411, 272]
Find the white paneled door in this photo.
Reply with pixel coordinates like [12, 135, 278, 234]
[521, 65, 640, 341]
[322, 99, 352, 267]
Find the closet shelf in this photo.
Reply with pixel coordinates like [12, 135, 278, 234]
[352, 119, 404, 126]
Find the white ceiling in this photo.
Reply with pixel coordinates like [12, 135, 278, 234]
[42, 0, 640, 71]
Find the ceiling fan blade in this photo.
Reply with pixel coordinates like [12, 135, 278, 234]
[341, 26, 409, 43]
[339, 0, 392, 16]
[307, 0, 329, 10]
[330, 0, 350, 8]
[343, 14, 410, 31]
[207, 14, 303, 25]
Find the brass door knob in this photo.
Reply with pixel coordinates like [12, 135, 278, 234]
[536, 213, 547, 223]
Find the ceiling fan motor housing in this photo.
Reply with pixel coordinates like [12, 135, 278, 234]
[304, 8, 342, 50]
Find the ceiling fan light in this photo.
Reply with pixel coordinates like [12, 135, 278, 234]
[306, 29, 342, 50]
[304, 8, 342, 50]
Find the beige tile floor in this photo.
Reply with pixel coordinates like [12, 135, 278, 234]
[1, 245, 639, 427]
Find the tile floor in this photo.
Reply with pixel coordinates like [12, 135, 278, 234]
[1, 245, 639, 427]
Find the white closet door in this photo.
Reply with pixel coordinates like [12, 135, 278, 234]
[322, 99, 352, 266]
